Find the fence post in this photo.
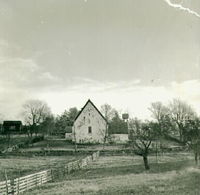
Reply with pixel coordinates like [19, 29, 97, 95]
[4, 170, 9, 195]
[66, 164, 69, 174]
[36, 173, 38, 186]
[17, 177, 19, 195]
[17, 169, 21, 195]
[50, 169, 53, 181]
[26, 177, 28, 192]
[40, 174, 42, 185]
[78, 159, 81, 169]
[11, 178, 14, 195]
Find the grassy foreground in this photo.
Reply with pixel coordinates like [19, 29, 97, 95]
[23, 152, 200, 195]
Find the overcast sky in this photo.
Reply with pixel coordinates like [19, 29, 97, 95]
[0, 0, 200, 121]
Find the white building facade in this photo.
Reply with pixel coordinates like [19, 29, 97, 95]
[72, 100, 107, 143]
[110, 134, 129, 143]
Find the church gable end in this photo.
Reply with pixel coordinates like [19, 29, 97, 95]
[73, 99, 107, 143]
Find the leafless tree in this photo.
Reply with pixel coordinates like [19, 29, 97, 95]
[169, 99, 196, 142]
[149, 102, 168, 124]
[100, 104, 115, 122]
[149, 102, 170, 157]
[182, 118, 200, 165]
[22, 99, 51, 137]
[100, 104, 115, 149]
[129, 118, 155, 170]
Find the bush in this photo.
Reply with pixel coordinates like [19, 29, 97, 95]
[30, 135, 44, 144]
[18, 136, 44, 148]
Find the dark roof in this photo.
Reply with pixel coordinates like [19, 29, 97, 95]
[74, 99, 107, 123]
[3, 121, 22, 126]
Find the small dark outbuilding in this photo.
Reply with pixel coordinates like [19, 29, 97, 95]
[3, 121, 22, 133]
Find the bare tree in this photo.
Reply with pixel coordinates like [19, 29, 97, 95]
[184, 118, 200, 165]
[100, 104, 115, 122]
[129, 118, 155, 170]
[149, 102, 170, 157]
[22, 99, 51, 137]
[100, 104, 115, 149]
[169, 99, 196, 142]
[149, 102, 168, 124]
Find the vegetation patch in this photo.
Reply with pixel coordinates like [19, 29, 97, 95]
[22, 153, 199, 195]
[0, 155, 85, 181]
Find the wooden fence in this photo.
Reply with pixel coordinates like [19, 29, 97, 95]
[13, 170, 52, 195]
[0, 180, 12, 195]
[63, 151, 100, 174]
[0, 151, 100, 195]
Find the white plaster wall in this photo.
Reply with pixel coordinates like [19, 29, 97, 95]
[65, 133, 72, 140]
[110, 134, 129, 143]
[72, 102, 107, 143]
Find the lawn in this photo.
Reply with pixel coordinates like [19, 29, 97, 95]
[23, 152, 200, 195]
[0, 135, 114, 154]
[0, 154, 85, 181]
[20, 138, 125, 152]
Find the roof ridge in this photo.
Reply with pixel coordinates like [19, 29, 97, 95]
[73, 99, 107, 123]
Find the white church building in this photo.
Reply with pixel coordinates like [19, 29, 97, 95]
[72, 99, 108, 143]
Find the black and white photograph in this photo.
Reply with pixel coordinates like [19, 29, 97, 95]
[0, 0, 200, 194]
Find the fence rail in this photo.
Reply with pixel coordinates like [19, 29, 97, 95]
[0, 180, 12, 195]
[13, 170, 52, 195]
[0, 151, 100, 195]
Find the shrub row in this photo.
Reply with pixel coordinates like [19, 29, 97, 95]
[0, 136, 44, 155]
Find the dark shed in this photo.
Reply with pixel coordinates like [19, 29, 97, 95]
[3, 121, 22, 133]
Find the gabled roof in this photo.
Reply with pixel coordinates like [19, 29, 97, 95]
[74, 99, 107, 123]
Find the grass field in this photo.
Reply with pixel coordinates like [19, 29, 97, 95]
[0, 154, 85, 181]
[0, 135, 118, 154]
[22, 152, 200, 195]
[20, 138, 125, 152]
[0, 135, 28, 150]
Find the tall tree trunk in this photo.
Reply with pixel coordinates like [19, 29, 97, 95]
[155, 140, 158, 163]
[73, 127, 77, 153]
[160, 139, 164, 157]
[103, 124, 108, 150]
[143, 154, 150, 170]
[195, 151, 198, 165]
[178, 123, 183, 142]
